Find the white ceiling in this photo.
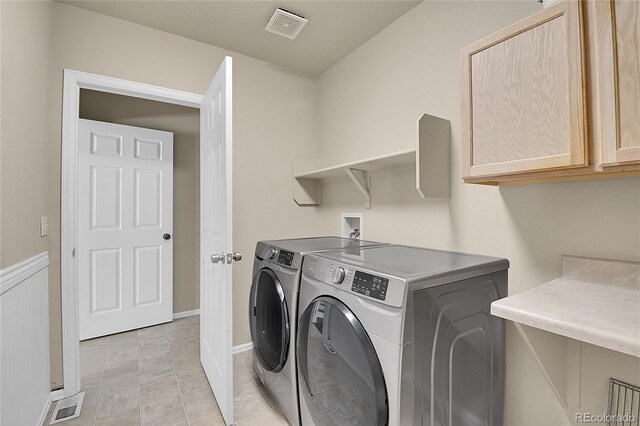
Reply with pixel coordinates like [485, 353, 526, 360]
[60, 0, 422, 75]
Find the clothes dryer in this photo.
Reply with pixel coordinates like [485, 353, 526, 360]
[297, 245, 508, 425]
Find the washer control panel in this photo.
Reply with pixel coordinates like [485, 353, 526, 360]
[277, 249, 295, 266]
[351, 270, 389, 301]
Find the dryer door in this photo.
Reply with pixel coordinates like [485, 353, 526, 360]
[249, 268, 289, 372]
[297, 296, 388, 426]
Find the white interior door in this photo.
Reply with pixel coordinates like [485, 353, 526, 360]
[77, 119, 173, 340]
[200, 57, 234, 424]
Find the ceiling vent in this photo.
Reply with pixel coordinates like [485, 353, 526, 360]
[265, 8, 308, 40]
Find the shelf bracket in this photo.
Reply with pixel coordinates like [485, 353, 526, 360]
[344, 168, 370, 209]
[513, 323, 581, 409]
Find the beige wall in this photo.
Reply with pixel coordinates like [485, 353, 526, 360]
[0, 1, 53, 268]
[0, 0, 325, 388]
[4, 2, 639, 422]
[79, 89, 200, 314]
[313, 1, 640, 425]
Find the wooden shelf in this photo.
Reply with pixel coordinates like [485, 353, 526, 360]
[491, 255, 640, 408]
[293, 114, 450, 207]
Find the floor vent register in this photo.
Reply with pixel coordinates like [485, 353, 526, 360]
[49, 392, 85, 424]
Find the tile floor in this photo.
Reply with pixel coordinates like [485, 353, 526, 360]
[44, 316, 290, 425]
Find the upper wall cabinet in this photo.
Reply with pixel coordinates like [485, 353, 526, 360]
[461, 1, 587, 182]
[594, 0, 640, 168]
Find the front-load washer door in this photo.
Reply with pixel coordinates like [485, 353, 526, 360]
[297, 296, 388, 426]
[250, 268, 289, 372]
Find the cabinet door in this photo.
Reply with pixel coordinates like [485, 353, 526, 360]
[595, 0, 640, 167]
[461, 1, 587, 179]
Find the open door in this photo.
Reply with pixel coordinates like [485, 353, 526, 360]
[200, 56, 235, 425]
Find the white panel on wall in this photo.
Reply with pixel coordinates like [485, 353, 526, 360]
[134, 137, 162, 161]
[134, 169, 162, 228]
[90, 132, 122, 157]
[0, 253, 51, 426]
[90, 248, 121, 314]
[134, 246, 162, 306]
[90, 166, 121, 230]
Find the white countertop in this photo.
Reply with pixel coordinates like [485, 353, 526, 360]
[491, 256, 640, 358]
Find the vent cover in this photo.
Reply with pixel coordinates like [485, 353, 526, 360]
[265, 8, 308, 40]
[49, 392, 85, 424]
[607, 378, 639, 425]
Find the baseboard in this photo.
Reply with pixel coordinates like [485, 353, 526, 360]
[39, 389, 65, 426]
[173, 309, 200, 319]
[51, 389, 65, 402]
[233, 342, 254, 354]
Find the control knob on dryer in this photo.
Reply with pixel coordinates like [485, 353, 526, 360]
[333, 267, 346, 284]
[269, 248, 277, 259]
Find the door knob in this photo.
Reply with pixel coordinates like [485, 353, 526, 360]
[211, 253, 225, 264]
[232, 252, 243, 262]
[163, 233, 171, 240]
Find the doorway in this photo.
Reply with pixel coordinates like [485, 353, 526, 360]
[77, 89, 200, 340]
[60, 62, 236, 424]
[70, 91, 214, 423]
[60, 71, 202, 396]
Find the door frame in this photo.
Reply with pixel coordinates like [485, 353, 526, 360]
[61, 69, 202, 397]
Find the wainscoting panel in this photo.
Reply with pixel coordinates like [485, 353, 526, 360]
[0, 252, 51, 426]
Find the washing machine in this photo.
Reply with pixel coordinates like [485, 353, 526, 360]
[249, 237, 388, 426]
[296, 245, 509, 426]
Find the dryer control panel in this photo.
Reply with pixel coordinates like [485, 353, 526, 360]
[255, 243, 300, 269]
[277, 249, 295, 266]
